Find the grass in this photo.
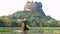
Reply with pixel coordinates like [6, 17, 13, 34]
[0, 27, 21, 32]
[30, 27, 60, 32]
[0, 27, 60, 33]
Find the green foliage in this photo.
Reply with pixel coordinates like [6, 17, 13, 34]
[0, 20, 5, 27]
[0, 11, 60, 27]
[7, 11, 56, 27]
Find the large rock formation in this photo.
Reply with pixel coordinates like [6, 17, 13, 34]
[24, 1, 46, 16]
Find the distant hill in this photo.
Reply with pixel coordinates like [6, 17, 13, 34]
[8, 11, 54, 20]
[7, 11, 56, 27]
[24, 1, 46, 16]
[0, 1, 60, 27]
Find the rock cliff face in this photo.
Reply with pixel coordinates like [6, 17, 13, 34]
[24, 1, 46, 16]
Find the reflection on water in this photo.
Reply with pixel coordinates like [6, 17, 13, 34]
[0, 30, 60, 34]
[0, 32, 60, 34]
[12, 30, 60, 34]
[21, 31, 27, 34]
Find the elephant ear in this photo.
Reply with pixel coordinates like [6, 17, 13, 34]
[26, 25, 30, 29]
[26, 22, 31, 28]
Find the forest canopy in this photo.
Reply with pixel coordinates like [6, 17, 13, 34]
[0, 11, 60, 27]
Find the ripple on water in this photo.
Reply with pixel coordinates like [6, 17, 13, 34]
[13, 30, 22, 32]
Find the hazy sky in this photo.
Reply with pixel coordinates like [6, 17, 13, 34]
[0, 0, 60, 20]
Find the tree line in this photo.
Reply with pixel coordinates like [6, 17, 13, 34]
[0, 11, 60, 27]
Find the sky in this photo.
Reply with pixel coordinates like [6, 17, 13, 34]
[0, 0, 60, 20]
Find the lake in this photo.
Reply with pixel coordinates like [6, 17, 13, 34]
[0, 27, 60, 34]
